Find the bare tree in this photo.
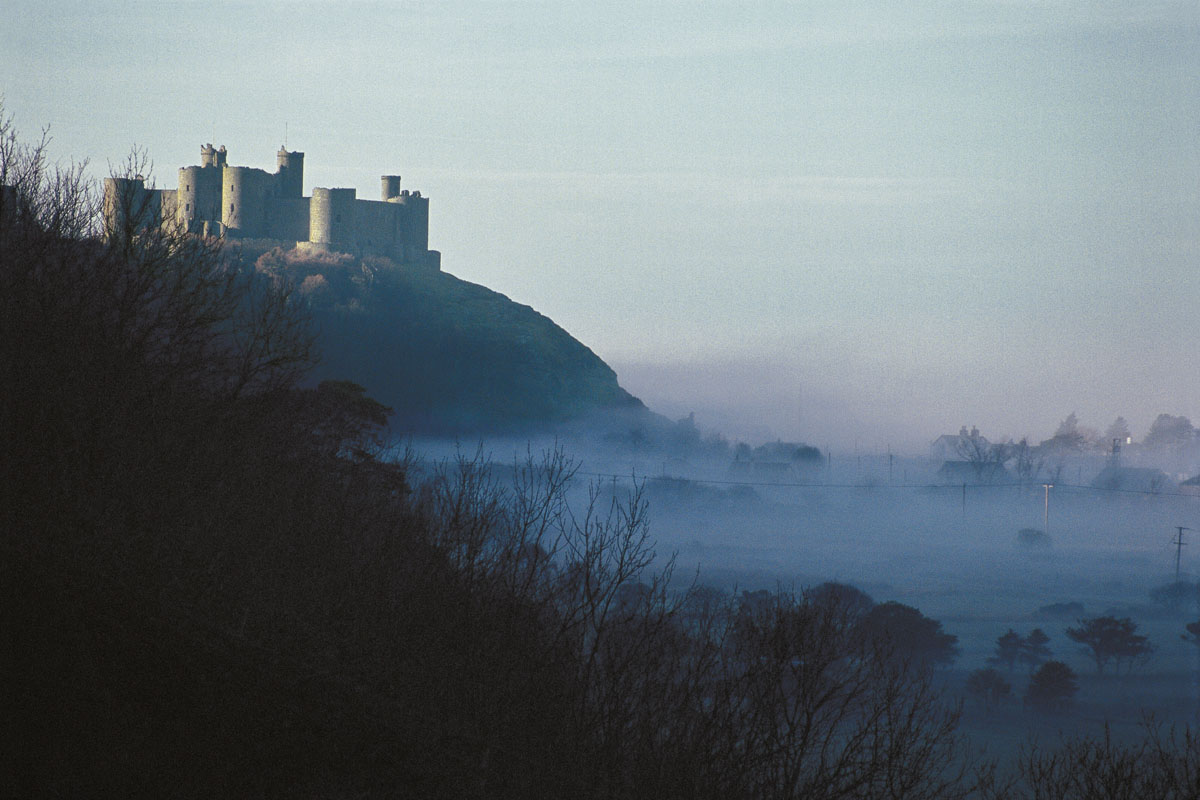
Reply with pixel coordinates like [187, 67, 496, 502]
[955, 430, 1010, 483]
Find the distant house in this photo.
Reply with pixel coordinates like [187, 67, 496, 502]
[728, 440, 824, 484]
[935, 460, 1015, 485]
[930, 427, 988, 462]
[1090, 466, 1176, 494]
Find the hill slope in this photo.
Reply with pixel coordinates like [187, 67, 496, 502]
[255, 250, 644, 432]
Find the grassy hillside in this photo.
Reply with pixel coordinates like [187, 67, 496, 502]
[255, 249, 644, 432]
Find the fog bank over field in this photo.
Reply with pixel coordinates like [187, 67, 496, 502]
[612, 355, 1200, 455]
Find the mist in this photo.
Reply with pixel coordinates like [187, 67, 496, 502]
[404, 425, 1200, 757]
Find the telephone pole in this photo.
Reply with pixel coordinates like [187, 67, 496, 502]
[1041, 483, 1054, 533]
[1173, 527, 1191, 582]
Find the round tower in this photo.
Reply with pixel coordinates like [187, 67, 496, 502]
[277, 148, 305, 198]
[200, 143, 216, 168]
[179, 164, 222, 230]
[381, 175, 402, 201]
[222, 166, 267, 237]
[178, 166, 201, 226]
[309, 187, 357, 249]
[102, 176, 145, 235]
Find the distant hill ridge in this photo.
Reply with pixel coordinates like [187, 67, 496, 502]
[251, 248, 645, 433]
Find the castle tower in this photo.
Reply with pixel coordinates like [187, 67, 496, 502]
[200, 143, 227, 169]
[381, 175, 401, 201]
[277, 148, 304, 198]
[222, 166, 269, 237]
[103, 176, 160, 236]
[178, 164, 222, 228]
[309, 187, 357, 249]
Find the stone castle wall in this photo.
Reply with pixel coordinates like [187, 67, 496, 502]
[103, 144, 438, 269]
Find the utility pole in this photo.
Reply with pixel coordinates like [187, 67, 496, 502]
[1041, 483, 1054, 533]
[1174, 527, 1191, 582]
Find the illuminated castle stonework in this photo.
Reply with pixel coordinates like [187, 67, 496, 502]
[103, 144, 439, 269]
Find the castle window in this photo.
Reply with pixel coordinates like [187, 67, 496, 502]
[336, 214, 342, 222]
[230, 203, 235, 212]
[186, 203, 190, 212]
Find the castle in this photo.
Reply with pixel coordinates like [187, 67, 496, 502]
[103, 144, 439, 269]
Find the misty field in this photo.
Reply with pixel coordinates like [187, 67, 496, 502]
[429, 437, 1200, 757]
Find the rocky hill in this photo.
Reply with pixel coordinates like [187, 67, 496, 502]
[253, 249, 644, 433]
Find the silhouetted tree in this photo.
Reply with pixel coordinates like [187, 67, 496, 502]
[1065, 616, 1153, 675]
[955, 430, 1010, 483]
[1150, 581, 1200, 613]
[1143, 413, 1195, 450]
[859, 601, 959, 667]
[808, 581, 875, 618]
[988, 629, 1024, 671]
[966, 668, 1011, 709]
[1010, 438, 1043, 483]
[1019, 628, 1052, 672]
[1105, 416, 1131, 445]
[1024, 661, 1078, 712]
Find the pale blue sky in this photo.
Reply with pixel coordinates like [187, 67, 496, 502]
[4, 1, 1198, 450]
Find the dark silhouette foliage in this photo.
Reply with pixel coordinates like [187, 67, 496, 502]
[1150, 581, 1200, 613]
[994, 723, 1200, 799]
[966, 668, 1011, 709]
[988, 629, 1024, 671]
[1065, 616, 1154, 675]
[1024, 661, 1078, 712]
[859, 601, 960, 667]
[1020, 628, 1052, 672]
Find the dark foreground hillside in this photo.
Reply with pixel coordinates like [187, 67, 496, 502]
[254, 248, 644, 432]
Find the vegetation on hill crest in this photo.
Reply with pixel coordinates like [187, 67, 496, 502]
[253, 246, 643, 432]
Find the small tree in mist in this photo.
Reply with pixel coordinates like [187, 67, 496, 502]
[1019, 629, 1052, 672]
[1024, 661, 1078, 712]
[966, 668, 1011, 710]
[1010, 438, 1044, 484]
[1066, 616, 1153, 676]
[1143, 414, 1195, 451]
[955, 430, 1010, 483]
[988, 629, 1024, 671]
[1105, 416, 1131, 445]
[1041, 412, 1098, 454]
[1150, 581, 1200, 613]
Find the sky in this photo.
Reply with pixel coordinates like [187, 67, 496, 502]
[4, 0, 1199, 452]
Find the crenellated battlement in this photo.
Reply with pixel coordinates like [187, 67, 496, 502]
[103, 144, 439, 270]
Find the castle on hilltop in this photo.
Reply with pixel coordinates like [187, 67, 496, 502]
[103, 144, 439, 269]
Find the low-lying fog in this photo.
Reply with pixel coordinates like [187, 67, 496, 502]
[407, 431, 1200, 744]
